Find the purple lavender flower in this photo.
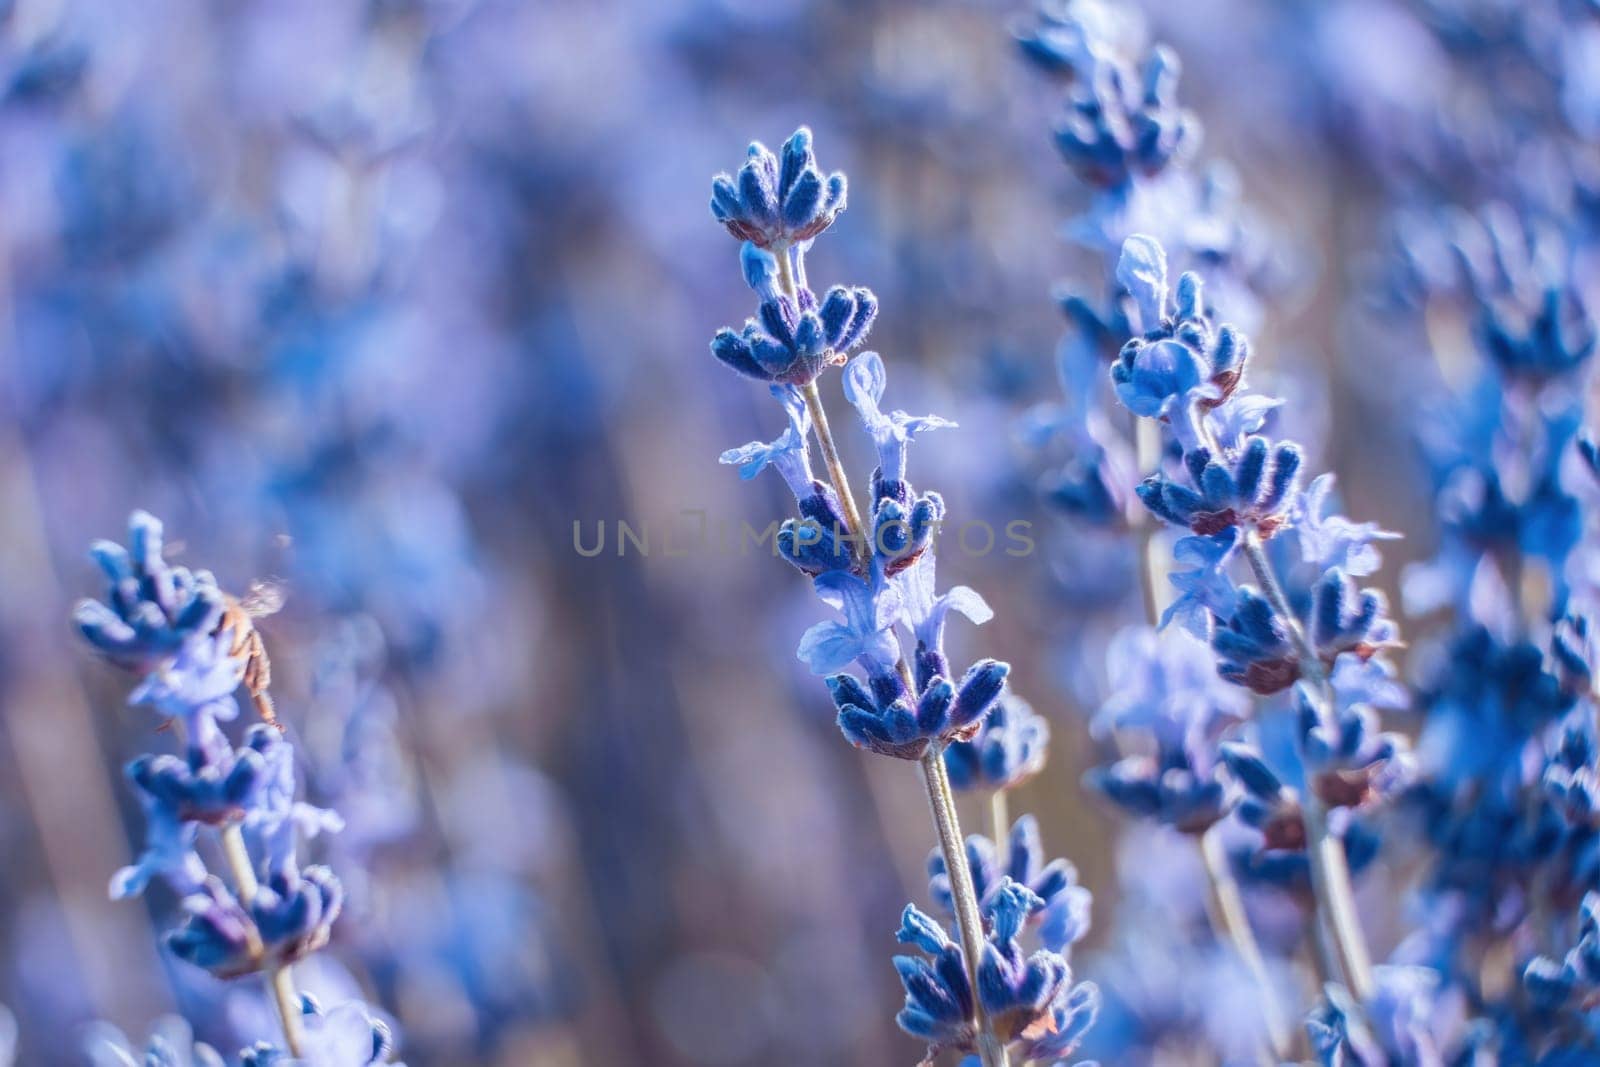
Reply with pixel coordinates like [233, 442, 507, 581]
[893, 882, 1094, 1062]
[1296, 475, 1402, 578]
[800, 570, 905, 681]
[709, 260, 878, 385]
[1139, 438, 1304, 538]
[732, 353, 1006, 761]
[112, 743, 268, 899]
[1307, 965, 1466, 1066]
[828, 651, 1009, 762]
[1087, 626, 1246, 833]
[926, 816, 1090, 951]
[125, 632, 248, 743]
[707, 122, 1075, 1065]
[896, 550, 993, 687]
[1162, 529, 1240, 637]
[1454, 208, 1596, 384]
[1525, 892, 1600, 1013]
[73, 510, 226, 673]
[710, 127, 847, 251]
[842, 351, 955, 486]
[1037, 36, 1196, 190]
[240, 995, 402, 1067]
[240, 727, 344, 878]
[1112, 238, 1254, 444]
[943, 695, 1051, 792]
[1544, 717, 1600, 826]
[166, 866, 344, 980]
[76, 512, 378, 1059]
[84, 1017, 225, 1067]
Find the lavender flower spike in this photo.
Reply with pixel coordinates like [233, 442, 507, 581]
[76, 512, 393, 1064]
[707, 126, 1076, 1065]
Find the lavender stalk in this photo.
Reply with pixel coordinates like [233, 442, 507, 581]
[800, 342, 1005, 1065]
[74, 511, 398, 1064]
[1238, 529, 1376, 999]
[707, 127, 1096, 1067]
[1110, 233, 1407, 1029]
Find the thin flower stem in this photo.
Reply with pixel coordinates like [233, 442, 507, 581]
[270, 966, 304, 1055]
[1201, 827, 1292, 1060]
[1133, 416, 1168, 627]
[1238, 528, 1376, 1002]
[220, 822, 303, 1056]
[220, 822, 260, 901]
[990, 788, 1010, 860]
[779, 253, 1003, 1062]
[775, 241, 798, 296]
[801, 381, 870, 573]
[1308, 909, 1345, 988]
[921, 745, 1010, 1067]
[773, 244, 870, 576]
[1132, 451, 1287, 1059]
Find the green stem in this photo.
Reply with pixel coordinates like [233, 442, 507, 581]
[1132, 441, 1286, 1058]
[922, 747, 1009, 1067]
[801, 382, 870, 573]
[220, 823, 303, 1055]
[1238, 528, 1375, 1002]
[269, 965, 303, 1055]
[1201, 827, 1292, 1060]
[1133, 416, 1168, 626]
[990, 788, 1010, 858]
[1308, 909, 1344, 988]
[775, 242, 797, 296]
[784, 257, 1002, 1061]
[775, 241, 868, 576]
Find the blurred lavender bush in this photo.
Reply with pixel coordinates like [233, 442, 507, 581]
[0, 0, 1595, 1063]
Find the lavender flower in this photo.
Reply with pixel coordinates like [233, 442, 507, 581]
[1109, 235, 1406, 1004]
[1307, 965, 1464, 1066]
[84, 1017, 225, 1067]
[1295, 475, 1401, 578]
[710, 255, 878, 385]
[718, 349, 1007, 762]
[826, 631, 1007, 762]
[1037, 37, 1196, 190]
[73, 510, 226, 673]
[943, 695, 1051, 793]
[240, 996, 402, 1067]
[77, 512, 392, 1063]
[710, 128, 847, 251]
[1524, 892, 1600, 1013]
[926, 815, 1090, 947]
[1087, 626, 1246, 833]
[893, 883, 1095, 1063]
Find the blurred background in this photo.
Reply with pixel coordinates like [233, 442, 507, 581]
[0, 0, 1577, 1062]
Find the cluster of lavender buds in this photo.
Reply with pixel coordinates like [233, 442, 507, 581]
[1012, 0, 1285, 639]
[708, 129, 1096, 1067]
[75, 512, 398, 1065]
[1109, 232, 1408, 1041]
[1009, 1, 1600, 1062]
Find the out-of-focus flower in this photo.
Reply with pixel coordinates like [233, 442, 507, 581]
[944, 695, 1051, 792]
[1087, 626, 1245, 832]
[73, 510, 226, 673]
[84, 1016, 226, 1067]
[240, 995, 403, 1067]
